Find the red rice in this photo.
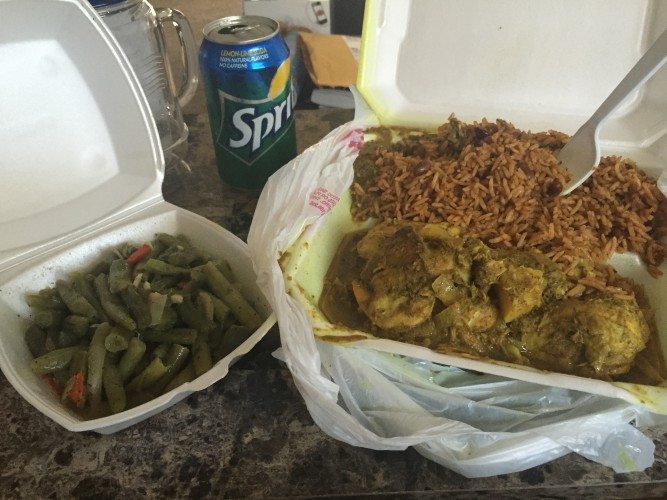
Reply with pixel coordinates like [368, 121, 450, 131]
[351, 117, 667, 289]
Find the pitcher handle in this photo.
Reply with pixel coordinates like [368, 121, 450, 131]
[156, 8, 199, 108]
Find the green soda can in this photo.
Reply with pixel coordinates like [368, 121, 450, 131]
[199, 16, 297, 190]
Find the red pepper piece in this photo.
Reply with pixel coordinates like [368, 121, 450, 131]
[126, 244, 152, 265]
[43, 374, 62, 395]
[65, 371, 86, 408]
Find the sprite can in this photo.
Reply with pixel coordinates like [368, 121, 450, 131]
[199, 16, 297, 190]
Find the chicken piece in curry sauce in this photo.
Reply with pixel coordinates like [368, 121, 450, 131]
[320, 220, 664, 382]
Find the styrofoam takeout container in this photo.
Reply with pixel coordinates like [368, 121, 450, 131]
[0, 0, 275, 433]
[283, 0, 667, 412]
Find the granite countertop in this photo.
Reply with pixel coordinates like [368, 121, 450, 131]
[2, 2, 667, 498]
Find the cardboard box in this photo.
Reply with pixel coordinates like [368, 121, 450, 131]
[299, 32, 358, 87]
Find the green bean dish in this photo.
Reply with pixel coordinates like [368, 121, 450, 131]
[24, 233, 263, 419]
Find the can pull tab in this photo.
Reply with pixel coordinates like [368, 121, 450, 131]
[218, 24, 263, 35]
[156, 8, 199, 108]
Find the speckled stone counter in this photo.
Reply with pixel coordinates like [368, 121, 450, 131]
[2, 1, 667, 497]
[2, 100, 667, 500]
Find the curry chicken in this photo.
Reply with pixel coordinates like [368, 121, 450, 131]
[320, 220, 663, 382]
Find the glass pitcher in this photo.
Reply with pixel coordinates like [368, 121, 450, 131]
[90, 0, 198, 168]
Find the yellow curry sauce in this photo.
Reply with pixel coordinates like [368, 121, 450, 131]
[320, 220, 666, 384]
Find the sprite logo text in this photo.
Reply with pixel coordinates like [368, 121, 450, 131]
[229, 91, 293, 152]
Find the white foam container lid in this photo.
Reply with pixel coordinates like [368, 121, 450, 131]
[359, 0, 667, 163]
[325, 0, 667, 410]
[0, 0, 274, 433]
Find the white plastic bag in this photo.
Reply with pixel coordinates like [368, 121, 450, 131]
[247, 121, 662, 477]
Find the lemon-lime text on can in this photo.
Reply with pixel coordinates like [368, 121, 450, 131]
[200, 16, 297, 190]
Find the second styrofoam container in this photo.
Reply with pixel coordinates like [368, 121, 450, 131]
[281, 0, 667, 412]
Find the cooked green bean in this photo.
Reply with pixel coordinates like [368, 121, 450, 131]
[87, 323, 111, 408]
[156, 232, 189, 249]
[56, 280, 98, 319]
[217, 325, 252, 360]
[56, 329, 79, 348]
[178, 271, 204, 296]
[143, 259, 190, 276]
[29, 346, 79, 375]
[166, 247, 200, 267]
[150, 239, 167, 258]
[127, 342, 165, 380]
[118, 337, 146, 382]
[153, 305, 178, 331]
[207, 326, 224, 362]
[69, 348, 88, 378]
[150, 275, 181, 293]
[62, 315, 90, 338]
[189, 265, 207, 285]
[165, 343, 189, 366]
[126, 356, 168, 393]
[26, 290, 65, 310]
[163, 361, 196, 393]
[34, 309, 64, 329]
[103, 361, 126, 414]
[152, 344, 190, 394]
[139, 328, 197, 345]
[125, 390, 155, 409]
[88, 258, 112, 277]
[214, 259, 235, 283]
[114, 242, 137, 260]
[121, 286, 151, 330]
[111, 325, 134, 340]
[107, 350, 123, 364]
[44, 330, 57, 354]
[151, 343, 171, 361]
[147, 292, 167, 326]
[203, 261, 262, 330]
[109, 259, 132, 293]
[94, 274, 137, 331]
[207, 293, 231, 324]
[25, 323, 47, 358]
[72, 273, 107, 322]
[53, 368, 69, 388]
[193, 333, 212, 377]
[178, 298, 214, 334]
[104, 331, 129, 352]
[197, 292, 215, 322]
